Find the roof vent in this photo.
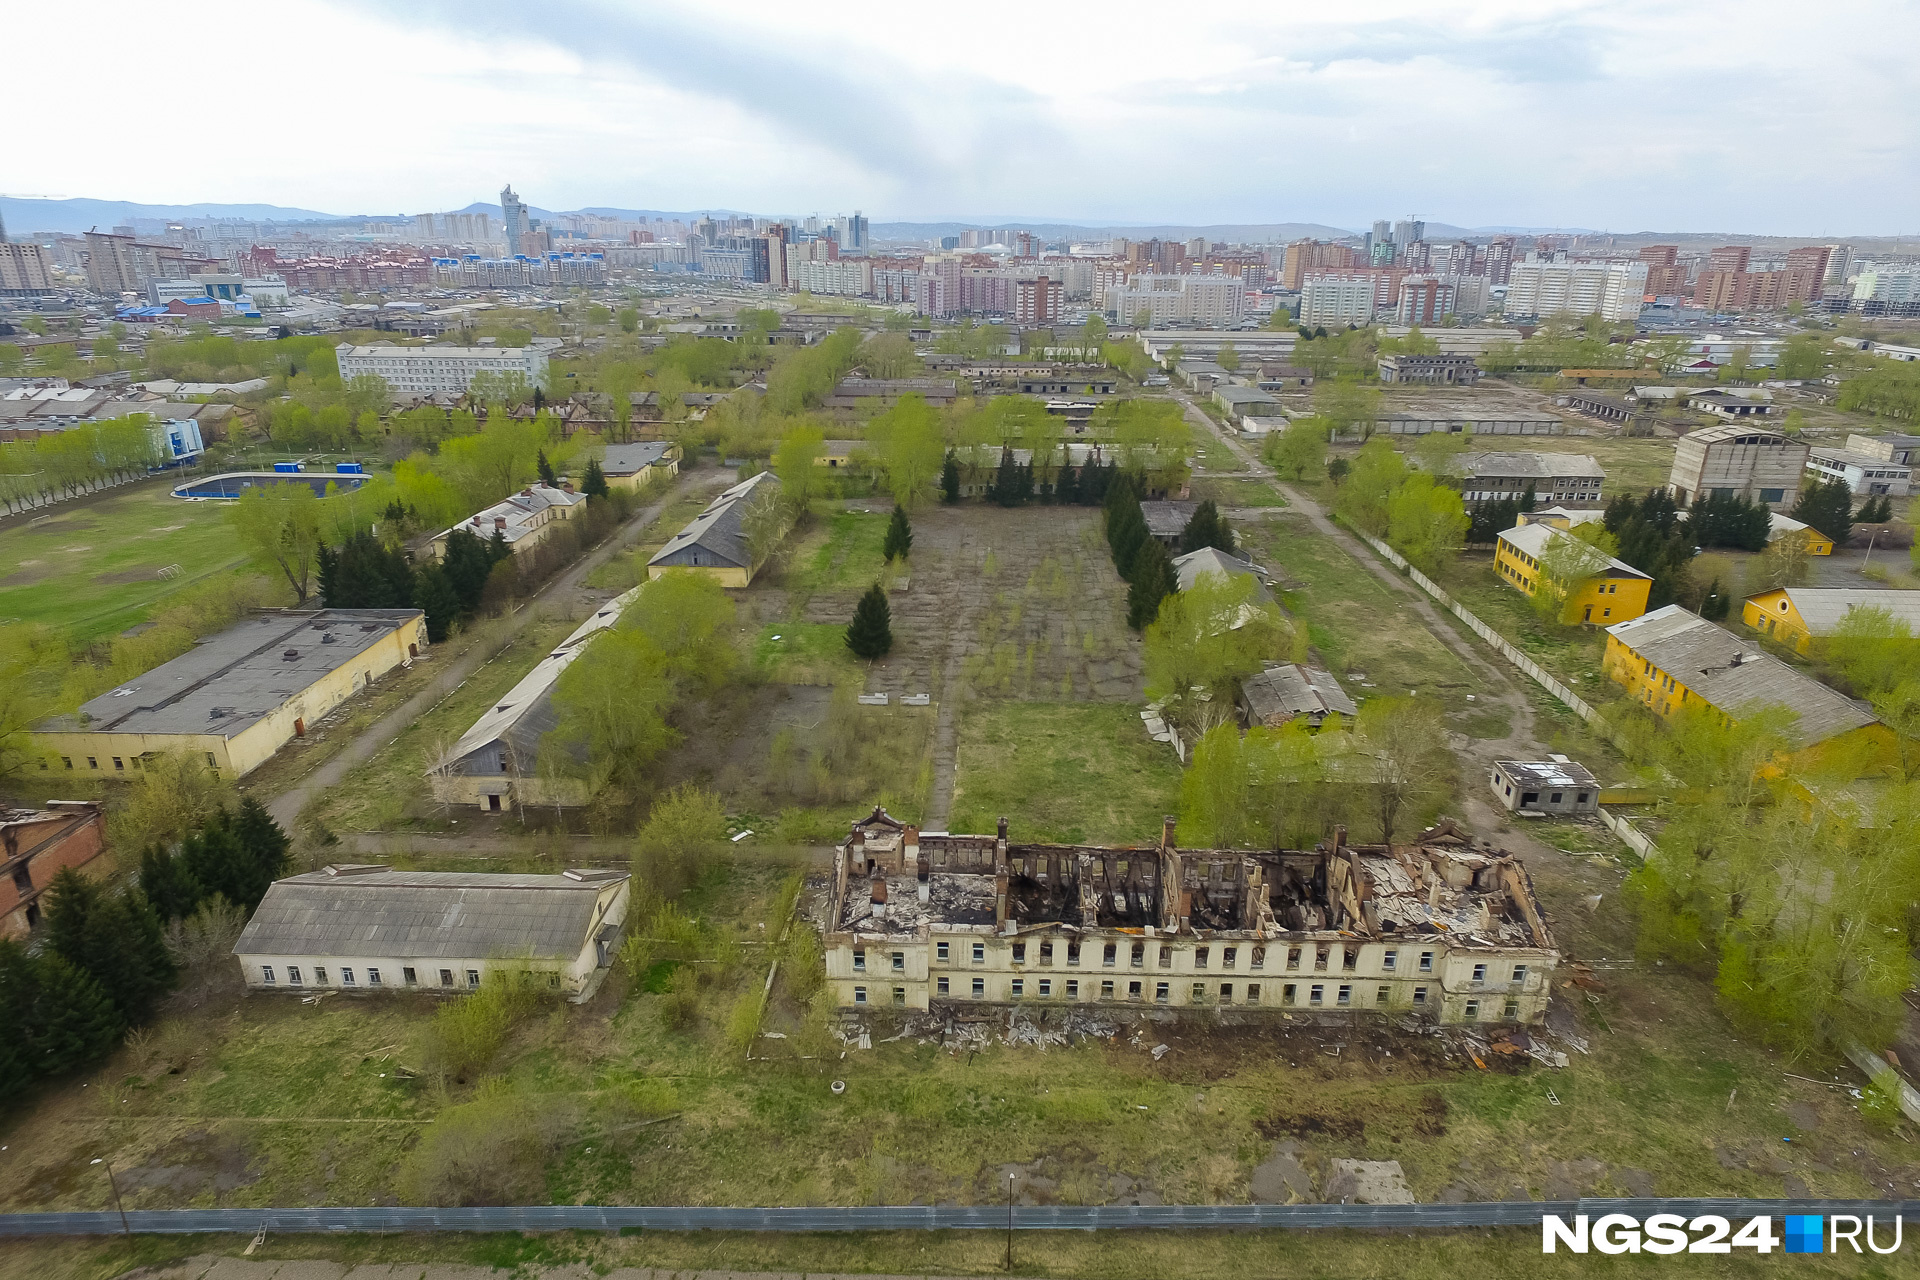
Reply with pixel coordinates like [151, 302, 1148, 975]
[282, 649, 299, 661]
[321, 632, 336, 644]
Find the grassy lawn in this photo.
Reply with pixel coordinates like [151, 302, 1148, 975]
[786, 508, 890, 594]
[1248, 513, 1489, 724]
[303, 615, 578, 833]
[950, 701, 1182, 844]
[1189, 475, 1287, 509]
[752, 620, 858, 685]
[1, 854, 1911, 1255]
[1442, 552, 1610, 694]
[0, 480, 251, 644]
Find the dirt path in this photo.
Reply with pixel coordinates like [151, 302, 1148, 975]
[263, 469, 733, 832]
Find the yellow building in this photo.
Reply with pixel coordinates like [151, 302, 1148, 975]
[1494, 523, 1652, 626]
[1743, 587, 1920, 654]
[1603, 605, 1894, 766]
[599, 441, 680, 492]
[817, 440, 863, 469]
[36, 609, 427, 780]
[646, 470, 782, 588]
[1767, 513, 1833, 556]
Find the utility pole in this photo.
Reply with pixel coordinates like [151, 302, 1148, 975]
[91, 1158, 129, 1234]
[1005, 1171, 1015, 1271]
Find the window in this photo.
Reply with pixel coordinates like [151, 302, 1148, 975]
[891, 951, 905, 973]
[368, 969, 381, 986]
[1219, 983, 1233, 1003]
[936, 941, 950, 963]
[1343, 948, 1357, 971]
[261, 965, 275, 985]
[1314, 945, 1329, 970]
[1102, 942, 1116, 967]
[1419, 951, 1434, 973]
[1222, 947, 1237, 970]
[1010, 979, 1024, 998]
[466, 970, 480, 988]
[1129, 980, 1144, 1001]
[288, 966, 303, 985]
[852, 948, 866, 972]
[113, 757, 123, 771]
[87, 757, 98, 769]
[1246, 983, 1260, 1004]
[1194, 947, 1209, 969]
[1412, 986, 1428, 1005]
[1337, 984, 1352, 1005]
[937, 976, 950, 996]
[1504, 998, 1520, 1020]
[1760, 488, 1784, 503]
[892, 987, 906, 1007]
[1549, 792, 1562, 804]
[205, 752, 217, 768]
[1309, 984, 1324, 1006]
[1038, 941, 1053, 965]
[548, 974, 560, 989]
[1188, 982, 1204, 1003]
[1512, 964, 1528, 984]
[61, 756, 72, 770]
[403, 967, 416, 986]
[342, 968, 355, 986]
[1012, 943, 1026, 964]
[972, 942, 985, 964]
[1130, 941, 1145, 967]
[1465, 1000, 1481, 1019]
[1286, 947, 1301, 970]
[971, 977, 985, 998]
[1067, 941, 1081, 966]
[1250, 946, 1265, 969]
[1282, 983, 1297, 1005]
[1158, 945, 1172, 968]
[1576, 792, 1589, 804]
[1377, 985, 1390, 1005]
[1382, 949, 1398, 972]
[1038, 979, 1052, 997]
[1100, 979, 1114, 999]
[440, 969, 454, 987]
[1471, 963, 1487, 984]
[315, 966, 329, 984]
[1066, 980, 1079, 999]
[854, 986, 868, 1005]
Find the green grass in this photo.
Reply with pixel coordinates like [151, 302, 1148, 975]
[787, 508, 890, 593]
[950, 701, 1182, 844]
[1442, 554, 1610, 693]
[1484, 435, 1680, 499]
[0, 481, 250, 644]
[753, 621, 858, 685]
[1189, 476, 1287, 509]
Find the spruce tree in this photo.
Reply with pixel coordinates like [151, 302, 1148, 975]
[1107, 499, 1149, 579]
[440, 528, 493, 614]
[43, 867, 103, 973]
[941, 451, 961, 504]
[81, 890, 175, 1024]
[1126, 540, 1176, 631]
[882, 505, 913, 562]
[994, 447, 1020, 506]
[1700, 578, 1730, 621]
[413, 563, 462, 642]
[1791, 477, 1853, 545]
[0, 940, 39, 1090]
[138, 844, 202, 922]
[27, 952, 122, 1076]
[1179, 500, 1236, 555]
[537, 449, 558, 487]
[582, 459, 609, 499]
[234, 796, 292, 904]
[1057, 463, 1080, 506]
[181, 816, 253, 910]
[845, 583, 894, 660]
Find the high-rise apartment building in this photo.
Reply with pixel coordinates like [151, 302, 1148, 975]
[1502, 260, 1647, 322]
[1298, 275, 1379, 328]
[1014, 275, 1063, 327]
[1396, 275, 1455, 325]
[1707, 245, 1751, 274]
[1824, 244, 1853, 286]
[501, 185, 531, 257]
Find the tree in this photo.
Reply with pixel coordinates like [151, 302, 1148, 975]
[1178, 500, 1236, 555]
[1386, 474, 1469, 574]
[414, 563, 463, 642]
[1753, 529, 1813, 591]
[1791, 476, 1854, 546]
[1126, 539, 1176, 631]
[537, 449, 558, 487]
[865, 394, 946, 509]
[319, 531, 414, 609]
[233, 796, 291, 896]
[1699, 578, 1732, 621]
[859, 333, 923, 381]
[1332, 438, 1407, 535]
[1216, 342, 1240, 373]
[581, 458, 609, 499]
[1265, 418, 1327, 482]
[139, 843, 203, 922]
[549, 630, 679, 794]
[1355, 697, 1453, 844]
[1823, 606, 1919, 699]
[1688, 493, 1772, 551]
[845, 583, 893, 660]
[618, 307, 640, 334]
[624, 571, 738, 691]
[941, 450, 961, 504]
[1529, 530, 1614, 624]
[228, 483, 324, 603]
[14, 948, 122, 1076]
[772, 426, 824, 513]
[1143, 571, 1288, 730]
[883, 505, 912, 562]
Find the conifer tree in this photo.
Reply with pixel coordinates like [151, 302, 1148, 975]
[1700, 578, 1730, 621]
[1056, 463, 1080, 506]
[138, 843, 202, 922]
[25, 952, 122, 1075]
[0, 940, 38, 1090]
[413, 562, 462, 642]
[1179, 500, 1236, 555]
[882, 505, 913, 562]
[537, 449, 558, 487]
[994, 447, 1020, 506]
[582, 459, 609, 499]
[234, 796, 291, 903]
[845, 583, 894, 660]
[181, 815, 253, 911]
[1127, 539, 1176, 631]
[43, 867, 103, 972]
[80, 890, 175, 1024]
[941, 450, 961, 504]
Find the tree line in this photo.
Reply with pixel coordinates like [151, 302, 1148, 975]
[0, 417, 177, 516]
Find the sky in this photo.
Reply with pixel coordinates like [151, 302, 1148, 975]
[12, 0, 1920, 235]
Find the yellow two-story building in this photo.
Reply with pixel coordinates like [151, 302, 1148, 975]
[1494, 523, 1652, 626]
[1743, 587, 1920, 654]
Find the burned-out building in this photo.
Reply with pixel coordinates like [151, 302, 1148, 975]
[824, 810, 1558, 1025]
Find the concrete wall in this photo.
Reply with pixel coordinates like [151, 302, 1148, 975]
[1669, 435, 1809, 508]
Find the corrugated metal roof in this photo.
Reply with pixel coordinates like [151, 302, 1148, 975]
[1606, 604, 1877, 745]
[1498, 523, 1649, 580]
[1243, 663, 1358, 722]
[233, 868, 627, 960]
[648, 470, 779, 571]
[1774, 588, 1920, 634]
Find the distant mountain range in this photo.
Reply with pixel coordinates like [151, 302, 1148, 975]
[1, 197, 342, 234]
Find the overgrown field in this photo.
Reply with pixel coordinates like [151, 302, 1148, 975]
[0, 480, 251, 644]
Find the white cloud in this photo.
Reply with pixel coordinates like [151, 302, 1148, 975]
[9, 0, 1919, 232]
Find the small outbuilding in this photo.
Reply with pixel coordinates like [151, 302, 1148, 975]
[1240, 663, 1358, 729]
[1489, 757, 1600, 815]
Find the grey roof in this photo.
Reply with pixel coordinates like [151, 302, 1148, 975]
[1684, 421, 1789, 445]
[1498, 523, 1649, 580]
[234, 867, 628, 961]
[1495, 758, 1600, 790]
[1172, 545, 1272, 600]
[1458, 451, 1605, 481]
[1214, 385, 1281, 407]
[1605, 605, 1877, 745]
[1141, 500, 1198, 539]
[1761, 588, 1920, 634]
[52, 610, 422, 739]
[648, 470, 780, 572]
[1242, 663, 1357, 723]
[600, 441, 675, 476]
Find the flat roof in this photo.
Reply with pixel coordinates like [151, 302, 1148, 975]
[52, 610, 422, 740]
[1459, 451, 1605, 480]
[1495, 759, 1600, 789]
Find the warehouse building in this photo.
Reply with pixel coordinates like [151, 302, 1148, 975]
[35, 610, 426, 779]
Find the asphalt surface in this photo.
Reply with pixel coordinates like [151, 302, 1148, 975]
[2, 1199, 1915, 1236]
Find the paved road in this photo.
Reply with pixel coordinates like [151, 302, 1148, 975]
[264, 469, 732, 831]
[3, 1199, 1914, 1236]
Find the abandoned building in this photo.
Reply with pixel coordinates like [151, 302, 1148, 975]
[1489, 757, 1600, 815]
[824, 810, 1558, 1025]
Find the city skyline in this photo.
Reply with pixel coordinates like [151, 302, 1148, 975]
[10, 0, 1920, 236]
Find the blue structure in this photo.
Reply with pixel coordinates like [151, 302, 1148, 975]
[157, 419, 204, 464]
[171, 472, 369, 501]
[273, 461, 304, 473]
[335, 462, 365, 474]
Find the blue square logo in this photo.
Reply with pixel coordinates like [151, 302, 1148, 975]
[1785, 1215, 1823, 1254]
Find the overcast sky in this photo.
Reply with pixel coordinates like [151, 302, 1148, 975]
[13, 0, 1919, 234]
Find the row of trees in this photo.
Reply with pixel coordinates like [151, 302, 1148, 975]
[0, 417, 179, 516]
[1103, 475, 1177, 630]
[1330, 439, 1471, 574]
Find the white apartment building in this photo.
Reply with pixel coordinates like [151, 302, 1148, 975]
[1107, 273, 1246, 327]
[1298, 274, 1378, 328]
[335, 344, 549, 395]
[1503, 260, 1647, 323]
[1852, 271, 1920, 305]
[789, 256, 874, 297]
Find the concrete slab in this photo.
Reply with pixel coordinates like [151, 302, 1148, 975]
[1324, 1158, 1415, 1204]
